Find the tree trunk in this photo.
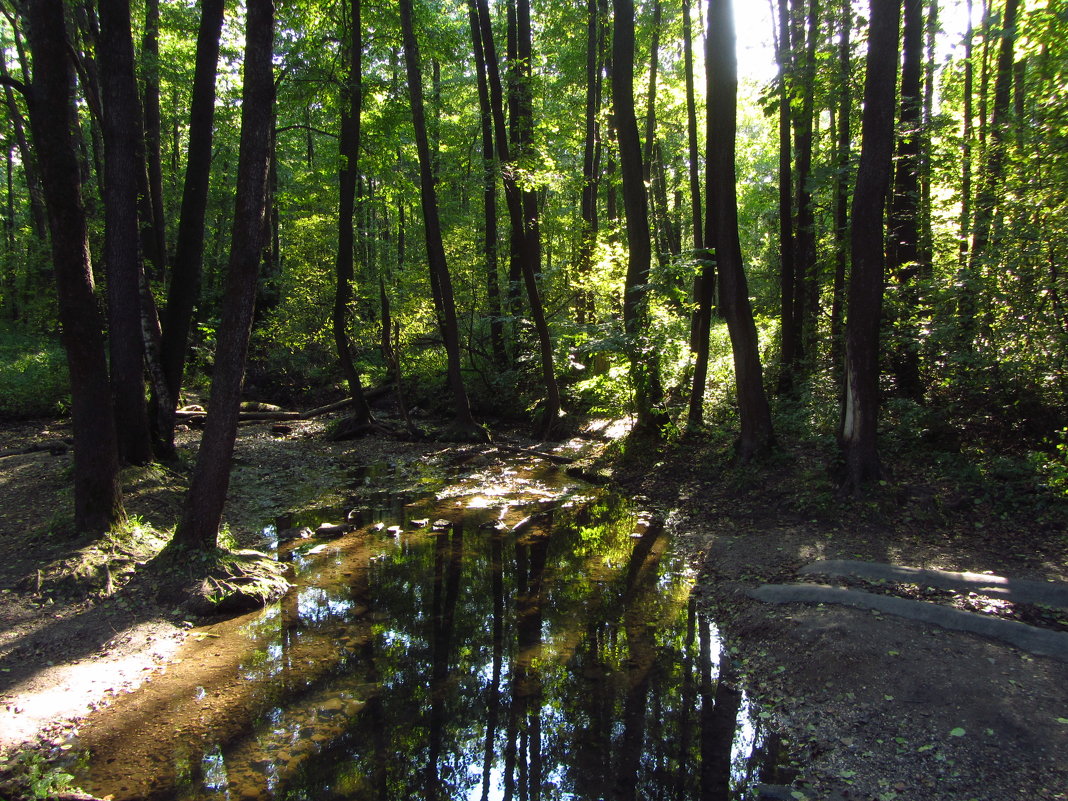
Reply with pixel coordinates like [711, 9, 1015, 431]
[172, 0, 275, 550]
[98, 0, 154, 466]
[683, 0, 704, 352]
[333, 0, 375, 426]
[613, 0, 667, 435]
[25, 0, 124, 533]
[886, 0, 924, 399]
[400, 0, 486, 441]
[841, 0, 900, 490]
[577, 0, 603, 326]
[963, 0, 1019, 341]
[706, 0, 774, 459]
[0, 47, 46, 243]
[791, 0, 820, 365]
[829, 0, 851, 375]
[156, 0, 225, 454]
[775, 0, 797, 391]
[959, 0, 974, 268]
[141, 0, 166, 279]
[474, 0, 561, 435]
[465, 0, 507, 368]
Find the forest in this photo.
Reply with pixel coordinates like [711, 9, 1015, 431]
[0, 0, 1067, 533]
[1, 0, 1067, 798]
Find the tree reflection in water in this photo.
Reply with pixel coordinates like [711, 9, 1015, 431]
[85, 470, 784, 801]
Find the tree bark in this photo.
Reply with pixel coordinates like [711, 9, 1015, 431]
[886, 0, 924, 399]
[172, 0, 275, 550]
[156, 0, 224, 456]
[959, 0, 974, 268]
[841, 0, 900, 490]
[774, 0, 797, 391]
[141, 0, 166, 279]
[706, 0, 774, 459]
[613, 0, 667, 435]
[577, 0, 603, 326]
[465, 0, 507, 368]
[400, 0, 486, 441]
[333, 0, 375, 426]
[98, 0, 154, 466]
[25, 0, 124, 533]
[829, 0, 851, 375]
[683, 0, 704, 351]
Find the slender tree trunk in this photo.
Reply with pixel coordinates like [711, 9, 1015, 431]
[959, 0, 974, 267]
[474, 0, 561, 435]
[98, 0, 154, 466]
[775, 0, 798, 390]
[918, 0, 937, 274]
[886, 0, 924, 399]
[613, 0, 667, 435]
[141, 0, 166, 279]
[791, 0, 819, 364]
[400, 0, 486, 441]
[172, 0, 275, 549]
[577, 0, 603, 326]
[0, 51, 46, 243]
[642, 0, 664, 262]
[707, 0, 774, 459]
[465, 0, 507, 368]
[156, 0, 224, 454]
[841, 0, 900, 490]
[333, 0, 375, 426]
[963, 0, 1019, 341]
[683, 0, 704, 350]
[25, 0, 124, 533]
[829, 0, 851, 374]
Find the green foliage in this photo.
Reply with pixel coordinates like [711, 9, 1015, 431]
[0, 748, 84, 801]
[0, 328, 70, 419]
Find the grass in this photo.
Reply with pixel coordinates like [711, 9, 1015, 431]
[0, 328, 69, 419]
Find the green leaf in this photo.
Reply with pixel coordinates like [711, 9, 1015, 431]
[949, 727, 966, 737]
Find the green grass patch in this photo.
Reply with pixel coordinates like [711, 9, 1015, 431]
[0, 328, 69, 419]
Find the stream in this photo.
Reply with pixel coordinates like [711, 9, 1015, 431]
[75, 448, 788, 800]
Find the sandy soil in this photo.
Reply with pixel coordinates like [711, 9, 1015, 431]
[1, 414, 1066, 801]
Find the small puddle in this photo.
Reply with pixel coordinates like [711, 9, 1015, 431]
[75, 451, 787, 800]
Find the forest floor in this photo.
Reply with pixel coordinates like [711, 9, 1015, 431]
[0, 409, 1066, 801]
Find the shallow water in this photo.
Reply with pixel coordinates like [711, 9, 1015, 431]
[78, 451, 784, 800]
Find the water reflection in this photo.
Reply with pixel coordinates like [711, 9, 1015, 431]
[81, 458, 783, 800]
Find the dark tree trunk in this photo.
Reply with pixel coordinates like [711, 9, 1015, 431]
[577, 0, 603, 326]
[172, 0, 275, 550]
[918, 0, 937, 274]
[963, 0, 1019, 340]
[775, 0, 798, 390]
[706, 0, 774, 459]
[613, 0, 666, 435]
[474, 0, 562, 435]
[25, 0, 124, 533]
[683, 0, 705, 353]
[829, 0, 851, 374]
[958, 0, 973, 268]
[886, 0, 924, 399]
[156, 0, 224, 454]
[333, 0, 375, 426]
[0, 46, 46, 243]
[791, 0, 820, 364]
[98, 0, 154, 466]
[141, 0, 166, 279]
[841, 0, 900, 490]
[465, 0, 507, 368]
[400, 0, 486, 441]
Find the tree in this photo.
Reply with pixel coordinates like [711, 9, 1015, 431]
[333, 0, 375, 428]
[172, 0, 275, 549]
[400, 0, 487, 442]
[20, 0, 124, 532]
[705, 0, 774, 458]
[98, 0, 155, 466]
[886, 0, 925, 399]
[840, 0, 901, 489]
[613, 0, 667, 435]
[156, 0, 225, 456]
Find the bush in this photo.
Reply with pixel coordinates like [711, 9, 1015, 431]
[0, 328, 70, 419]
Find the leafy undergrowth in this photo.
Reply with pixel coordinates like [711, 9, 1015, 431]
[0, 746, 86, 801]
[151, 545, 292, 616]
